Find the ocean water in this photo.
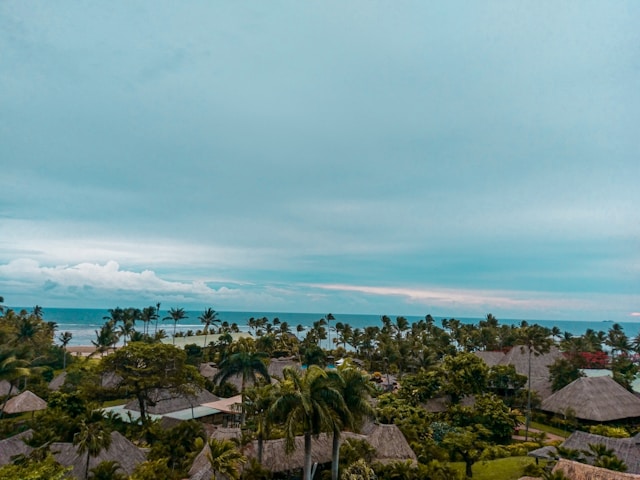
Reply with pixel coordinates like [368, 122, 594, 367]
[10, 307, 640, 347]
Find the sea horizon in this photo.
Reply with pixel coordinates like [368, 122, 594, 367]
[7, 306, 640, 347]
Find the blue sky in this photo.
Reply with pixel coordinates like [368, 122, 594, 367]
[1, 1, 638, 321]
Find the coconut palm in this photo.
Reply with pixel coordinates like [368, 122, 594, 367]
[73, 418, 112, 480]
[244, 383, 279, 465]
[140, 306, 158, 337]
[213, 348, 271, 424]
[0, 347, 31, 417]
[164, 308, 188, 345]
[270, 365, 347, 480]
[518, 322, 552, 440]
[330, 364, 375, 480]
[58, 331, 73, 369]
[207, 438, 246, 480]
[199, 307, 220, 348]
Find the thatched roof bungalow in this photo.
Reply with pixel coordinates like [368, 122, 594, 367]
[552, 458, 640, 479]
[1, 390, 47, 414]
[558, 431, 640, 474]
[51, 430, 146, 479]
[0, 429, 33, 465]
[497, 344, 563, 400]
[474, 351, 506, 367]
[0, 379, 19, 397]
[103, 386, 223, 424]
[541, 376, 640, 422]
[188, 423, 415, 479]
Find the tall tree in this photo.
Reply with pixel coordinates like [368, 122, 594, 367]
[73, 418, 112, 480]
[213, 348, 271, 424]
[270, 365, 346, 480]
[207, 438, 246, 480]
[164, 307, 188, 345]
[58, 331, 73, 369]
[199, 307, 220, 349]
[518, 322, 552, 440]
[100, 342, 203, 424]
[330, 364, 375, 480]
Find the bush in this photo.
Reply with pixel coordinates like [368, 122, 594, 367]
[589, 425, 630, 438]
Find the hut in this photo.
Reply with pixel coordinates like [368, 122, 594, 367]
[474, 351, 506, 367]
[557, 431, 640, 474]
[552, 458, 640, 479]
[354, 423, 418, 465]
[0, 379, 19, 397]
[541, 376, 640, 423]
[103, 387, 231, 425]
[1, 390, 47, 415]
[52, 430, 146, 479]
[188, 423, 415, 479]
[0, 429, 33, 465]
[496, 344, 564, 400]
[48, 372, 67, 391]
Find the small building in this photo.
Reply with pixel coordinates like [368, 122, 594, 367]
[541, 376, 640, 423]
[553, 458, 640, 479]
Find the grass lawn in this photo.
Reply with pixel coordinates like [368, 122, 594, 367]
[528, 421, 570, 438]
[451, 456, 543, 480]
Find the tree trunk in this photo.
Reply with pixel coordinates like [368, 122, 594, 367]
[304, 432, 312, 480]
[85, 451, 90, 480]
[258, 434, 263, 465]
[465, 459, 473, 478]
[525, 348, 532, 441]
[331, 430, 340, 480]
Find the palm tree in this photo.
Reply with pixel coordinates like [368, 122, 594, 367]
[91, 322, 119, 357]
[140, 306, 158, 337]
[213, 349, 271, 424]
[330, 364, 375, 480]
[270, 365, 347, 480]
[73, 418, 112, 480]
[518, 322, 552, 441]
[207, 438, 246, 480]
[58, 331, 73, 369]
[244, 383, 278, 465]
[199, 307, 220, 349]
[164, 307, 188, 345]
[154, 302, 161, 335]
[0, 347, 30, 418]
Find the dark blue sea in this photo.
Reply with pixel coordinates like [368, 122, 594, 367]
[11, 307, 640, 347]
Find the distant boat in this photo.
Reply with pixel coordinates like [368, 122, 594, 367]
[602, 320, 613, 323]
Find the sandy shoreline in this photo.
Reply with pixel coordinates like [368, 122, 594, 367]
[66, 345, 110, 357]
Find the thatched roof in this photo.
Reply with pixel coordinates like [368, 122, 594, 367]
[244, 433, 334, 473]
[48, 372, 67, 391]
[239, 423, 415, 473]
[0, 379, 19, 397]
[541, 376, 640, 422]
[124, 387, 219, 415]
[355, 423, 417, 465]
[498, 344, 564, 400]
[0, 429, 33, 465]
[188, 444, 214, 480]
[423, 394, 475, 413]
[52, 431, 146, 479]
[553, 458, 640, 479]
[474, 351, 506, 367]
[268, 357, 302, 379]
[559, 431, 640, 474]
[2, 390, 47, 414]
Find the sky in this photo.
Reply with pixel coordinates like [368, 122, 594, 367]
[1, 1, 639, 321]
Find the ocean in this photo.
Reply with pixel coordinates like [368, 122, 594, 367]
[10, 307, 640, 347]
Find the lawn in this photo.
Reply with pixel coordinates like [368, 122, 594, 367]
[451, 456, 543, 480]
